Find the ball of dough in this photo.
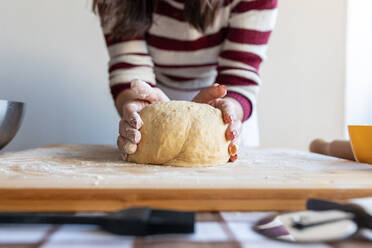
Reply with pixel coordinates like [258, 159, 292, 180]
[128, 101, 229, 167]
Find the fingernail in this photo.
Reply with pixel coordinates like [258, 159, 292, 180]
[229, 144, 238, 155]
[229, 154, 238, 162]
[213, 83, 220, 87]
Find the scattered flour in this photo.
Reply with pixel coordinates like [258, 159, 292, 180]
[0, 145, 370, 189]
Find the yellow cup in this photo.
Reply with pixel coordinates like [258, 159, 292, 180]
[348, 125, 372, 164]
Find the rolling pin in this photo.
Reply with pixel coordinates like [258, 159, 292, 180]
[309, 139, 355, 161]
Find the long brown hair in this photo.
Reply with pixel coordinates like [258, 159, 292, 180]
[93, 0, 223, 39]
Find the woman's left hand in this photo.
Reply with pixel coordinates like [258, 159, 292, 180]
[193, 84, 243, 162]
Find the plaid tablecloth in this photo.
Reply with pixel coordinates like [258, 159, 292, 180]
[0, 211, 371, 248]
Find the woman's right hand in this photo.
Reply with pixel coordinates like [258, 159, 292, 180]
[116, 79, 169, 161]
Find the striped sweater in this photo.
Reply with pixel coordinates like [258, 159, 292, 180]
[100, 0, 278, 121]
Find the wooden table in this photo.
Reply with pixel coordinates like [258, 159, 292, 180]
[0, 145, 371, 212]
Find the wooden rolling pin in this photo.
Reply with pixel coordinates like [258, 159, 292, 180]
[309, 139, 355, 161]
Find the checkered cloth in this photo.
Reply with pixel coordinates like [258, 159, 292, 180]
[0, 212, 371, 248]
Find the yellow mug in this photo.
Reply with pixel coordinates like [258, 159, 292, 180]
[348, 125, 372, 164]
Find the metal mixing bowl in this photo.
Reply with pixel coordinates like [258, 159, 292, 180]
[0, 100, 25, 150]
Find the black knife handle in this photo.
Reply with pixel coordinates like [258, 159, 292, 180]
[0, 213, 104, 225]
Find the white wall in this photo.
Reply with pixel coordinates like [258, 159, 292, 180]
[0, 0, 348, 152]
[259, 0, 347, 149]
[345, 0, 372, 128]
[0, 0, 119, 152]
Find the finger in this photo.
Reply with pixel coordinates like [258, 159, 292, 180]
[127, 112, 143, 129]
[117, 136, 137, 155]
[122, 100, 148, 128]
[117, 136, 127, 160]
[131, 79, 169, 102]
[117, 136, 136, 156]
[210, 99, 235, 124]
[123, 139, 137, 154]
[121, 153, 128, 161]
[227, 122, 241, 162]
[193, 84, 227, 103]
[153, 88, 170, 102]
[130, 79, 154, 102]
[229, 154, 238, 162]
[225, 120, 242, 141]
[119, 120, 141, 144]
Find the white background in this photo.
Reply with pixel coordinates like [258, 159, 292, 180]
[345, 0, 372, 129]
[0, 0, 370, 152]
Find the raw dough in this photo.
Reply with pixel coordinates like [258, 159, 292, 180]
[128, 101, 229, 167]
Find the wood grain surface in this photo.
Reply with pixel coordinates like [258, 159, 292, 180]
[0, 145, 371, 212]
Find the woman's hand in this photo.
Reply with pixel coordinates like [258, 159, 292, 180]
[116, 79, 169, 160]
[193, 84, 243, 162]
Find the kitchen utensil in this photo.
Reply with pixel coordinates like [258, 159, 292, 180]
[348, 125, 372, 164]
[0, 207, 195, 236]
[0, 99, 24, 150]
[254, 197, 372, 243]
[0, 145, 371, 212]
[254, 210, 358, 243]
[309, 139, 355, 160]
[307, 198, 372, 229]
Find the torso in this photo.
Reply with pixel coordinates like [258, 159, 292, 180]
[146, 0, 233, 90]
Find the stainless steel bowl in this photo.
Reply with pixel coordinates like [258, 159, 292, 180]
[0, 100, 25, 150]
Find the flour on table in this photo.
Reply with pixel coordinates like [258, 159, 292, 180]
[0, 145, 371, 189]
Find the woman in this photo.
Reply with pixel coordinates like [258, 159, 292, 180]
[94, 0, 278, 162]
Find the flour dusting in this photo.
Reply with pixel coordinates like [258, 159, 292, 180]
[0, 145, 371, 189]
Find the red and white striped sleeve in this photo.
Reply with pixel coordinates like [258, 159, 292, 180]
[217, 0, 278, 121]
[98, 3, 156, 100]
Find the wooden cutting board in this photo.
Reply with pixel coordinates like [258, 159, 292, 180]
[0, 144, 371, 212]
